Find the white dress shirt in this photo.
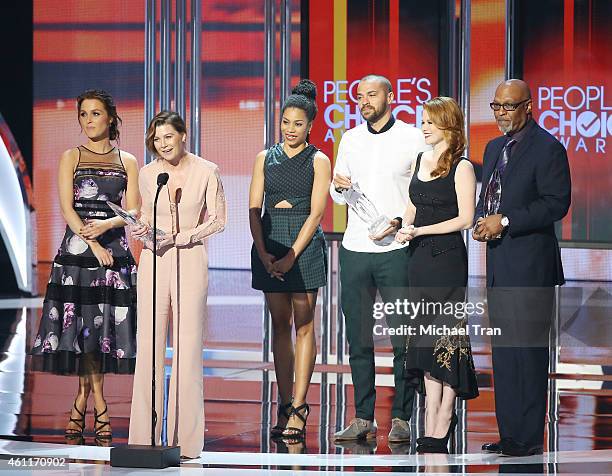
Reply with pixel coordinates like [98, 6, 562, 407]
[330, 118, 428, 253]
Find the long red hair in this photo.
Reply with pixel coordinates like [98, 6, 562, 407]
[424, 97, 467, 178]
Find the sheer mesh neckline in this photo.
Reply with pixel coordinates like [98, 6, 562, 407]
[80, 145, 116, 155]
[76, 146, 125, 173]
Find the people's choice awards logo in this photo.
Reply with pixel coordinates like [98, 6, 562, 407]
[321, 78, 433, 142]
[538, 85, 611, 154]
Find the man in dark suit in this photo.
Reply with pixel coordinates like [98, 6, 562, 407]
[473, 79, 571, 457]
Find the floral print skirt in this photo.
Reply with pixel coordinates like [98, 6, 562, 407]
[30, 226, 137, 375]
[403, 237, 479, 400]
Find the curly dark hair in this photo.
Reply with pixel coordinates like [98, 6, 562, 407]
[77, 89, 122, 142]
[281, 79, 318, 122]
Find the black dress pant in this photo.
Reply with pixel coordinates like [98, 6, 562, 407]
[339, 246, 415, 421]
[487, 287, 555, 447]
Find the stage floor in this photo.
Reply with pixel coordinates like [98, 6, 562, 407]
[0, 282, 610, 474]
[1, 439, 611, 474]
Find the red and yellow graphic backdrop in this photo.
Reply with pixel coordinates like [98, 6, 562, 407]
[466, 0, 506, 278]
[469, 0, 505, 170]
[521, 0, 612, 244]
[307, 0, 440, 232]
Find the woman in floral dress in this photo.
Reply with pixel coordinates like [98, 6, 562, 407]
[31, 89, 140, 443]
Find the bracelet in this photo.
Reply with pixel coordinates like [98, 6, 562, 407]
[393, 216, 403, 229]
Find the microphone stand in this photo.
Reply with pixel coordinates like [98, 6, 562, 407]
[151, 181, 162, 447]
[111, 173, 180, 468]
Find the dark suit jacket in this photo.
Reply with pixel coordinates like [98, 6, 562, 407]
[475, 120, 571, 287]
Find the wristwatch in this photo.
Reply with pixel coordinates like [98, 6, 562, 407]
[501, 215, 509, 228]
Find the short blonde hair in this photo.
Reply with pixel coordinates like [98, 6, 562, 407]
[145, 110, 187, 155]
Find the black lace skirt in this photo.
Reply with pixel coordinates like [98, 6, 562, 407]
[403, 236, 479, 400]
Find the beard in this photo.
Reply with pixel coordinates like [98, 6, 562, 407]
[360, 105, 387, 124]
[497, 119, 513, 134]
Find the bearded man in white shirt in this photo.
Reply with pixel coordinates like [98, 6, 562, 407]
[331, 75, 427, 443]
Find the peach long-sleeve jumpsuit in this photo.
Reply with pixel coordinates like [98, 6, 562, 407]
[128, 154, 226, 458]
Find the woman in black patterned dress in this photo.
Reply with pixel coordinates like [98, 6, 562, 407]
[394, 97, 478, 453]
[249, 80, 331, 441]
[31, 90, 139, 443]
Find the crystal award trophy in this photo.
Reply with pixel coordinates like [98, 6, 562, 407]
[342, 184, 395, 246]
[106, 201, 167, 247]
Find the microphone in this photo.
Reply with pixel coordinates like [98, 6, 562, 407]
[157, 172, 169, 187]
[151, 171, 169, 447]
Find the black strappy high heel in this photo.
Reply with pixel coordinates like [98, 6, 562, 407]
[282, 403, 310, 441]
[93, 404, 112, 441]
[271, 400, 293, 437]
[65, 400, 86, 439]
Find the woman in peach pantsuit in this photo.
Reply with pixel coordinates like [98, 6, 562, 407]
[128, 111, 226, 458]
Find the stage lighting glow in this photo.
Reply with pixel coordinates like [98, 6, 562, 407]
[0, 136, 29, 290]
